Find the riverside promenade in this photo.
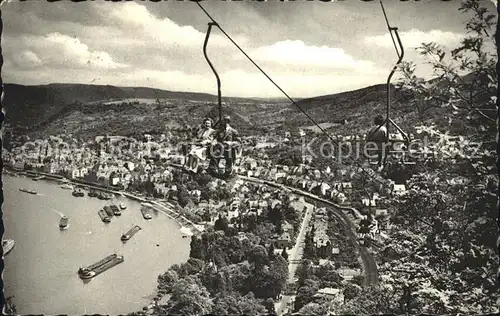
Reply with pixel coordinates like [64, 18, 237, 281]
[13, 169, 204, 236]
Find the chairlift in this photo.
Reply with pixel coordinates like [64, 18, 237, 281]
[367, 0, 410, 165]
[182, 22, 242, 179]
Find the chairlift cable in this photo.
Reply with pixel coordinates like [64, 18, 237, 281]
[195, 1, 389, 186]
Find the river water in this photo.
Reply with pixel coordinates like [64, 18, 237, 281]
[2, 174, 190, 315]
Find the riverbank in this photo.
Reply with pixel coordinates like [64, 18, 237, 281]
[4, 168, 204, 236]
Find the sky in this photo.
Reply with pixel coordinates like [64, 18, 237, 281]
[0, 0, 497, 98]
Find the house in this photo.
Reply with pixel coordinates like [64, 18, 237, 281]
[337, 268, 362, 281]
[331, 182, 342, 191]
[313, 288, 344, 304]
[274, 232, 292, 249]
[309, 181, 320, 193]
[392, 184, 407, 196]
[71, 168, 81, 179]
[341, 182, 353, 191]
[375, 209, 388, 217]
[282, 221, 294, 236]
[319, 182, 331, 197]
[361, 198, 376, 207]
[13, 161, 26, 170]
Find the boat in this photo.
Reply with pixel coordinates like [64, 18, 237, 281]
[119, 203, 127, 210]
[59, 216, 69, 229]
[72, 188, 84, 197]
[103, 206, 114, 217]
[58, 178, 70, 184]
[103, 193, 112, 200]
[98, 209, 111, 223]
[33, 175, 45, 181]
[2, 239, 15, 256]
[19, 188, 37, 195]
[61, 184, 73, 190]
[121, 225, 141, 241]
[110, 205, 121, 216]
[88, 189, 98, 198]
[140, 206, 152, 220]
[79, 254, 124, 279]
[78, 253, 118, 276]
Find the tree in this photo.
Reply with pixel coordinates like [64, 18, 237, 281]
[177, 186, 191, 208]
[397, 0, 496, 128]
[214, 215, 229, 234]
[164, 276, 213, 316]
[281, 247, 289, 261]
[248, 245, 269, 269]
[212, 292, 267, 315]
[157, 270, 179, 293]
[298, 302, 329, 316]
[294, 279, 320, 312]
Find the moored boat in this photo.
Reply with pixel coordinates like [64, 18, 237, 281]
[59, 216, 69, 229]
[88, 189, 98, 197]
[61, 184, 73, 190]
[72, 188, 84, 197]
[110, 205, 121, 216]
[2, 239, 15, 256]
[33, 175, 45, 181]
[121, 225, 141, 241]
[19, 188, 37, 195]
[119, 203, 127, 210]
[98, 209, 111, 223]
[140, 206, 152, 220]
[103, 206, 114, 217]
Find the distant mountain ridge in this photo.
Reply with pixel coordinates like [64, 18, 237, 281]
[0, 80, 469, 146]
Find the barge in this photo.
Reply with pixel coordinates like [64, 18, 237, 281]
[110, 205, 122, 216]
[103, 206, 114, 217]
[79, 255, 124, 279]
[98, 209, 111, 223]
[19, 188, 37, 195]
[121, 225, 141, 241]
[140, 206, 152, 220]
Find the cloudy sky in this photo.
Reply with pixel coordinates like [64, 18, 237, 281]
[1, 0, 497, 98]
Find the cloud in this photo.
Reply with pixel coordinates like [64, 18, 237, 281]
[363, 29, 464, 49]
[105, 2, 247, 48]
[5, 33, 125, 70]
[12, 51, 43, 69]
[239, 40, 378, 75]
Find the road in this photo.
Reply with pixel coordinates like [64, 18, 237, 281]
[240, 176, 379, 313]
[274, 199, 314, 315]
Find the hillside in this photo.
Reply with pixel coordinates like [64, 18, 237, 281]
[1, 80, 481, 146]
[1, 83, 272, 142]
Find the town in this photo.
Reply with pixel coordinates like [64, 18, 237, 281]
[5, 123, 492, 315]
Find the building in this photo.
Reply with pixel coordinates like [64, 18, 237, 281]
[274, 232, 292, 249]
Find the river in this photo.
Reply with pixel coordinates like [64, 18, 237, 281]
[2, 174, 190, 315]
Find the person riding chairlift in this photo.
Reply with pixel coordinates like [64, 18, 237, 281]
[365, 114, 388, 170]
[208, 115, 241, 178]
[184, 117, 216, 172]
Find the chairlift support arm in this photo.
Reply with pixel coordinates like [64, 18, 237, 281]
[373, 0, 409, 146]
[203, 22, 222, 125]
